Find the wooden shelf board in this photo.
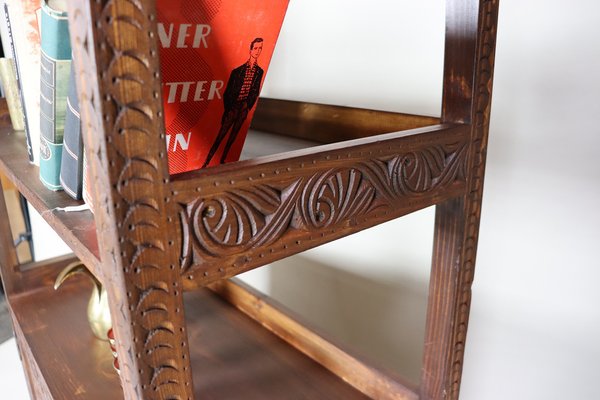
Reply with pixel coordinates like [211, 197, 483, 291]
[0, 108, 101, 277]
[9, 260, 371, 399]
[10, 265, 122, 399]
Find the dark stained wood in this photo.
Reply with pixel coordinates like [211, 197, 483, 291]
[7, 257, 374, 400]
[184, 288, 371, 400]
[15, 253, 79, 292]
[67, 0, 195, 398]
[422, 1, 500, 400]
[209, 279, 418, 400]
[13, 321, 54, 400]
[0, 120, 101, 279]
[422, 198, 467, 399]
[252, 98, 440, 144]
[9, 270, 123, 400]
[0, 0, 499, 398]
[172, 124, 470, 289]
[441, 3, 478, 124]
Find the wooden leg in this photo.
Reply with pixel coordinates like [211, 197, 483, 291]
[421, 197, 469, 400]
[423, 0, 500, 395]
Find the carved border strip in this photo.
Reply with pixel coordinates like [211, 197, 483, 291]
[68, 1, 193, 399]
[170, 124, 470, 288]
[449, 0, 500, 398]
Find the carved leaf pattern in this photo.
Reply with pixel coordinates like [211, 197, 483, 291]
[387, 144, 467, 195]
[180, 143, 467, 272]
[300, 168, 376, 229]
[180, 184, 299, 263]
[69, 0, 192, 399]
[196, 186, 285, 248]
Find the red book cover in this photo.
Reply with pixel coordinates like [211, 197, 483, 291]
[156, 0, 289, 174]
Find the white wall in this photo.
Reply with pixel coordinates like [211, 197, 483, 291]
[32, 0, 600, 398]
[247, 0, 446, 383]
[244, 0, 600, 399]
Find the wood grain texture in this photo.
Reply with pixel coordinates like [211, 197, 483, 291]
[421, 1, 499, 399]
[7, 256, 380, 400]
[183, 288, 372, 400]
[252, 98, 440, 144]
[10, 273, 122, 400]
[0, 119, 101, 278]
[67, 1, 193, 398]
[448, 2, 499, 396]
[0, 0, 499, 398]
[13, 321, 54, 400]
[172, 124, 470, 289]
[209, 278, 419, 400]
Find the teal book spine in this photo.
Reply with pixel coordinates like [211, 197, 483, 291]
[39, 0, 71, 191]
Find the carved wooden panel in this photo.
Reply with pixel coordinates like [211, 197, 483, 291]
[68, 1, 193, 399]
[170, 124, 471, 288]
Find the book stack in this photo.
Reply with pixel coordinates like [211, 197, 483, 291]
[2, 0, 41, 162]
[39, 0, 72, 191]
[1, 0, 290, 203]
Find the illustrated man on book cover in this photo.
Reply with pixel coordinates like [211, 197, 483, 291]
[203, 38, 264, 167]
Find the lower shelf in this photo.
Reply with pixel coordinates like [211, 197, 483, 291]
[8, 257, 371, 399]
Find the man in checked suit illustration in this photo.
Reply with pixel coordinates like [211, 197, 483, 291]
[203, 38, 264, 167]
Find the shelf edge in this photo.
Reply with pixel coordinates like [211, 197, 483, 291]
[209, 278, 420, 400]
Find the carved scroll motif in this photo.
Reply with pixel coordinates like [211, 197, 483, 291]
[179, 142, 468, 273]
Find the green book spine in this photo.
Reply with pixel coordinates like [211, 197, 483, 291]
[39, 0, 71, 191]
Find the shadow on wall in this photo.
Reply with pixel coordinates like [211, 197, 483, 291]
[267, 255, 429, 384]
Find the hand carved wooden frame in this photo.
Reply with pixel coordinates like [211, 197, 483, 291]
[62, 0, 499, 399]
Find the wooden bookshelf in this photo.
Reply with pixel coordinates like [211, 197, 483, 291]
[0, 0, 499, 398]
[9, 253, 378, 400]
[0, 106, 101, 276]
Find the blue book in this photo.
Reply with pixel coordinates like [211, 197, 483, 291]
[59, 63, 83, 200]
[39, 0, 71, 191]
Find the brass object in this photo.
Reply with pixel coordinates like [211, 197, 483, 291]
[54, 262, 112, 341]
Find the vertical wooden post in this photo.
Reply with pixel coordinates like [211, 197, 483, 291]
[67, 1, 194, 399]
[421, 0, 499, 399]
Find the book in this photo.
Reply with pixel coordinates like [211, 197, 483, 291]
[0, 1, 12, 68]
[39, 0, 71, 191]
[5, 0, 42, 165]
[3, 3, 33, 159]
[0, 57, 25, 130]
[59, 63, 83, 199]
[156, 0, 289, 174]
